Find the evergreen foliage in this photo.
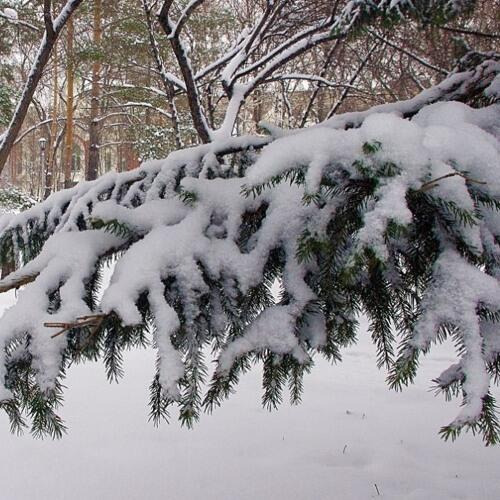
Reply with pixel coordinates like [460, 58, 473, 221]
[0, 85, 13, 127]
[0, 185, 35, 213]
[0, 1, 498, 446]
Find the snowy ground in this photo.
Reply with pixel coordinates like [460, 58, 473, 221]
[0, 290, 499, 500]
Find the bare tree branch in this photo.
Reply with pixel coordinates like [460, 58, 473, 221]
[439, 25, 500, 39]
[327, 42, 378, 118]
[157, 0, 211, 143]
[300, 40, 341, 127]
[367, 29, 448, 75]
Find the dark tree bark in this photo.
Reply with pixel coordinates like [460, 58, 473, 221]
[63, 16, 75, 189]
[86, 0, 102, 181]
[158, 1, 211, 144]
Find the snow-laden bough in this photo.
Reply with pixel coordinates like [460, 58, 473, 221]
[0, 65, 499, 442]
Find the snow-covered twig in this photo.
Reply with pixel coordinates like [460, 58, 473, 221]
[0, 10, 40, 32]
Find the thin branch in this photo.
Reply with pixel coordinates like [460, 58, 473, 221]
[0, 12, 41, 32]
[116, 101, 172, 119]
[98, 141, 136, 148]
[0, 272, 39, 293]
[171, 0, 205, 38]
[268, 73, 362, 91]
[14, 118, 66, 145]
[93, 111, 136, 123]
[327, 42, 378, 118]
[367, 29, 448, 75]
[439, 25, 500, 39]
[300, 40, 341, 127]
[105, 83, 170, 99]
[418, 172, 486, 193]
[46, 314, 107, 339]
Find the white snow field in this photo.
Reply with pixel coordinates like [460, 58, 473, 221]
[0, 289, 499, 500]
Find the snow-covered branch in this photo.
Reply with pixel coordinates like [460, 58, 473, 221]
[170, 0, 205, 38]
[1, 0, 499, 444]
[0, 9, 40, 32]
[266, 73, 363, 91]
[0, 64, 498, 440]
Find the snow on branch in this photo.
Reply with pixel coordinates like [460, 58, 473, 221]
[0, 8, 40, 32]
[0, 59, 499, 442]
[267, 73, 363, 91]
[169, 0, 205, 38]
[332, 0, 474, 33]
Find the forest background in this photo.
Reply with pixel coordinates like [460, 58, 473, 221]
[0, 0, 497, 201]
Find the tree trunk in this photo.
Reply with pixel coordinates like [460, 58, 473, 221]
[86, 0, 102, 181]
[45, 44, 58, 199]
[63, 17, 75, 189]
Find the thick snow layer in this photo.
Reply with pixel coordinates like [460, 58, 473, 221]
[412, 249, 500, 425]
[0, 101, 499, 431]
[0, 285, 498, 500]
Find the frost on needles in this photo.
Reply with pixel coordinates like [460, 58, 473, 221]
[0, 52, 499, 443]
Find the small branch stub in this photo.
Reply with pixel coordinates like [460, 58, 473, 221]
[418, 172, 486, 192]
[45, 314, 107, 339]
